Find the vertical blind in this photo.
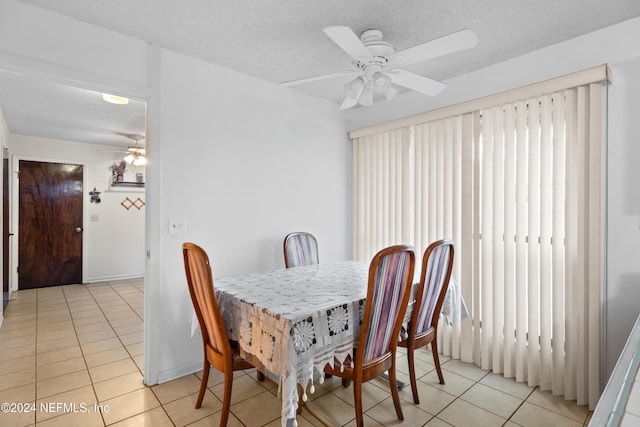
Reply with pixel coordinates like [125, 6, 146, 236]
[351, 67, 607, 409]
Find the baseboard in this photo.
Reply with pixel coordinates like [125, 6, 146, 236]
[85, 274, 144, 283]
[155, 360, 203, 385]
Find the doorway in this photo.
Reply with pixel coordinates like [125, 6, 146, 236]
[0, 71, 148, 382]
[18, 160, 83, 289]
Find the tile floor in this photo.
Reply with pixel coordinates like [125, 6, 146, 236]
[0, 279, 594, 427]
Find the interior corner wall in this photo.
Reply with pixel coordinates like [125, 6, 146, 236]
[602, 55, 640, 379]
[9, 134, 145, 282]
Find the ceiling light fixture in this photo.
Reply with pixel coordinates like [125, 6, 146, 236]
[124, 151, 147, 166]
[102, 93, 129, 105]
[123, 134, 146, 166]
[283, 26, 477, 109]
[372, 72, 390, 93]
[358, 83, 374, 106]
[342, 71, 398, 107]
[384, 85, 399, 101]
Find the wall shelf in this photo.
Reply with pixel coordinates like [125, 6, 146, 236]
[108, 181, 145, 192]
[112, 181, 144, 188]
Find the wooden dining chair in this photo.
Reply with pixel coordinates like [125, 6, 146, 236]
[283, 231, 319, 268]
[324, 245, 415, 427]
[183, 242, 259, 427]
[398, 239, 455, 404]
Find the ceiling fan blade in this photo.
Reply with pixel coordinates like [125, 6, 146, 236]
[388, 69, 446, 96]
[340, 95, 359, 110]
[390, 29, 478, 66]
[281, 70, 357, 87]
[323, 26, 374, 62]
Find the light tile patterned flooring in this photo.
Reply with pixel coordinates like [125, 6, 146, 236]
[0, 279, 594, 427]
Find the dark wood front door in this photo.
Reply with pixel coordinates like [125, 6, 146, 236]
[18, 160, 83, 289]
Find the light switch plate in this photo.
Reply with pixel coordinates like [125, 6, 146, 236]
[168, 218, 187, 235]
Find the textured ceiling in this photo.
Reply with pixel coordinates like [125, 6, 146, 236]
[0, 71, 146, 146]
[3, 0, 640, 146]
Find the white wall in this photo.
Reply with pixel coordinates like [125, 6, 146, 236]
[345, 17, 640, 379]
[8, 134, 146, 282]
[603, 55, 640, 378]
[147, 49, 352, 382]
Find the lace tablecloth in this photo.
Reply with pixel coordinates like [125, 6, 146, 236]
[214, 261, 368, 426]
[207, 261, 467, 426]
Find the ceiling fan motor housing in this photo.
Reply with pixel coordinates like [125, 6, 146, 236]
[360, 29, 396, 58]
[355, 29, 397, 82]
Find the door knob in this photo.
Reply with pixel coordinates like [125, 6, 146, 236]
[75, 227, 83, 233]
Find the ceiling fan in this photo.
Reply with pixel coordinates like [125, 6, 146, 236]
[122, 134, 146, 166]
[282, 26, 478, 109]
[102, 134, 147, 166]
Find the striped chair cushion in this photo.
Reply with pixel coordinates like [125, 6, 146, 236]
[285, 233, 319, 267]
[415, 245, 452, 335]
[362, 251, 412, 362]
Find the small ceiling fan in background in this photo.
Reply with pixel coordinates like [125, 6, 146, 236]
[122, 134, 147, 166]
[100, 133, 147, 166]
[282, 26, 478, 109]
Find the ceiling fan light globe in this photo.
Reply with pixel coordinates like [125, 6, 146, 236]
[372, 72, 391, 94]
[385, 85, 399, 101]
[133, 156, 147, 166]
[124, 154, 135, 164]
[358, 86, 374, 106]
[344, 77, 365, 99]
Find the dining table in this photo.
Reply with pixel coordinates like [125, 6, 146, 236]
[204, 260, 467, 427]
